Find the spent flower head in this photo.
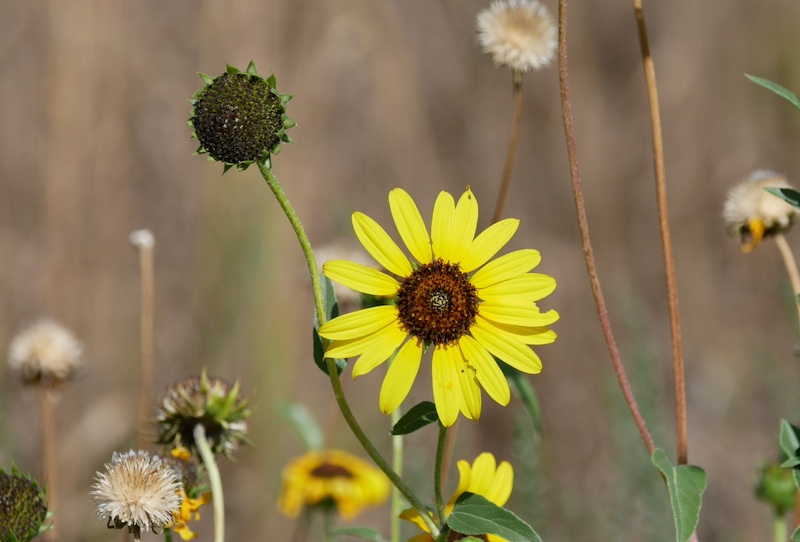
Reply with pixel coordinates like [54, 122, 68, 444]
[8, 319, 83, 387]
[401, 452, 513, 542]
[91, 450, 182, 537]
[476, 0, 557, 73]
[162, 448, 210, 541]
[190, 61, 295, 172]
[155, 370, 251, 459]
[278, 449, 390, 520]
[0, 466, 48, 542]
[318, 187, 558, 426]
[723, 170, 800, 252]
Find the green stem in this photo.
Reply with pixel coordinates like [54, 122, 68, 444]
[164, 527, 173, 542]
[434, 424, 448, 529]
[258, 161, 326, 324]
[194, 424, 225, 542]
[258, 162, 439, 537]
[774, 513, 788, 542]
[391, 406, 403, 542]
[323, 508, 335, 542]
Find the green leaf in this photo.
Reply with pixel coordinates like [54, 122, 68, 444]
[390, 401, 439, 435]
[313, 275, 346, 375]
[329, 527, 388, 542]
[278, 402, 324, 450]
[765, 187, 800, 210]
[447, 493, 543, 542]
[746, 74, 800, 112]
[778, 420, 800, 491]
[792, 525, 800, 542]
[651, 449, 707, 542]
[499, 359, 543, 441]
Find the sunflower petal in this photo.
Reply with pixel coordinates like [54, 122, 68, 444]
[485, 460, 513, 506]
[389, 188, 432, 264]
[352, 212, 413, 277]
[453, 460, 472, 501]
[470, 249, 541, 289]
[351, 324, 408, 378]
[452, 346, 481, 420]
[460, 219, 519, 273]
[450, 188, 479, 264]
[431, 346, 461, 427]
[459, 335, 510, 405]
[325, 321, 401, 359]
[471, 316, 543, 374]
[479, 302, 559, 327]
[487, 322, 558, 345]
[318, 305, 399, 340]
[431, 191, 456, 262]
[323, 260, 399, 296]
[469, 453, 497, 496]
[379, 340, 423, 414]
[478, 273, 557, 302]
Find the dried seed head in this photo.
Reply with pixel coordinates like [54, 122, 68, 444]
[0, 467, 48, 542]
[8, 320, 84, 387]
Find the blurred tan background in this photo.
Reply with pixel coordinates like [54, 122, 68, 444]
[2, 0, 800, 540]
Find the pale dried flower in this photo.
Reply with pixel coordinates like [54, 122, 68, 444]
[8, 320, 83, 386]
[476, 0, 557, 73]
[723, 170, 799, 252]
[91, 450, 182, 536]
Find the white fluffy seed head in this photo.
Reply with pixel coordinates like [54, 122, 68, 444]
[8, 320, 84, 386]
[476, 0, 557, 73]
[91, 450, 182, 533]
[723, 170, 799, 242]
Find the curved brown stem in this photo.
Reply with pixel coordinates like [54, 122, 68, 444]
[557, 0, 655, 457]
[491, 70, 524, 224]
[632, 0, 687, 466]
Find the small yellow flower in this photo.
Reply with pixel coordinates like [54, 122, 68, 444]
[278, 449, 390, 520]
[318, 187, 558, 426]
[171, 489, 211, 540]
[401, 452, 513, 542]
[723, 170, 799, 252]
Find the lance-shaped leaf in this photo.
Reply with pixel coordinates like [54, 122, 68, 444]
[447, 493, 543, 542]
[651, 449, 707, 542]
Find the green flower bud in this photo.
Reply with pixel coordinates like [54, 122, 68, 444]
[189, 62, 294, 172]
[755, 462, 796, 516]
[0, 467, 48, 542]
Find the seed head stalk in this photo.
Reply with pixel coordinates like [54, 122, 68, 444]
[491, 69, 524, 224]
[556, 0, 655, 457]
[194, 424, 225, 542]
[257, 162, 440, 537]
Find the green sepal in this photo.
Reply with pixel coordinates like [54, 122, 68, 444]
[390, 401, 438, 435]
[329, 527, 388, 542]
[279, 402, 324, 451]
[313, 276, 346, 375]
[246, 60, 258, 76]
[266, 73, 277, 87]
[765, 186, 800, 210]
[198, 72, 215, 86]
[746, 74, 800, 112]
[778, 419, 800, 492]
[651, 449, 707, 542]
[447, 492, 542, 542]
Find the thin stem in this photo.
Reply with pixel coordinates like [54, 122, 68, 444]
[632, 0, 687, 465]
[257, 162, 439, 537]
[164, 527, 173, 542]
[434, 424, 448, 528]
[557, 0, 656, 456]
[323, 508, 335, 542]
[257, 162, 326, 322]
[135, 235, 155, 450]
[439, 420, 457, 500]
[390, 407, 403, 542]
[290, 506, 312, 542]
[491, 70, 524, 224]
[40, 389, 58, 542]
[193, 424, 224, 542]
[774, 513, 788, 542]
[773, 234, 800, 334]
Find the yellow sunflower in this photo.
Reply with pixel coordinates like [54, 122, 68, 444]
[318, 187, 558, 426]
[401, 452, 513, 542]
[278, 449, 390, 520]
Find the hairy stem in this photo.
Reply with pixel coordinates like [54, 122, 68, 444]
[391, 406, 403, 542]
[557, 0, 655, 456]
[434, 424, 448, 528]
[491, 70, 524, 224]
[632, 0, 687, 465]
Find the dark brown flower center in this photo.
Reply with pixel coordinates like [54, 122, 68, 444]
[395, 259, 479, 346]
[311, 463, 354, 479]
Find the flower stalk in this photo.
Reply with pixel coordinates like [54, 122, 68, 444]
[193, 424, 224, 542]
[257, 163, 440, 537]
[491, 70, 524, 224]
[434, 424, 448, 530]
[131, 230, 155, 450]
[631, 0, 687, 466]
[557, 0, 655, 457]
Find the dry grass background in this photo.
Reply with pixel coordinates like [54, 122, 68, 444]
[2, 0, 800, 540]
